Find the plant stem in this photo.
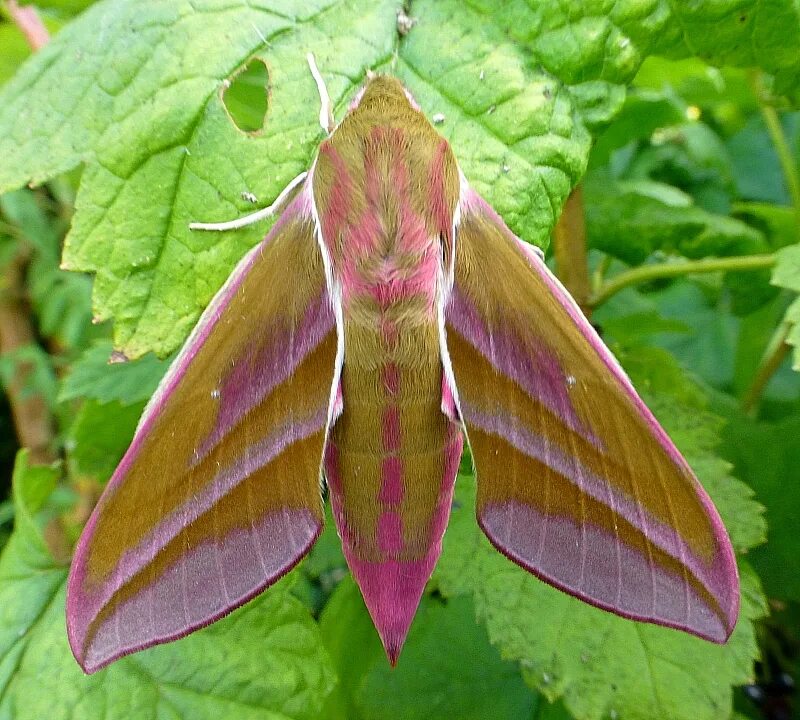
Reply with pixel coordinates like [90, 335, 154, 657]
[592, 254, 612, 294]
[740, 322, 791, 416]
[589, 254, 776, 308]
[738, 72, 800, 413]
[751, 72, 800, 241]
[0, 251, 57, 464]
[553, 185, 592, 317]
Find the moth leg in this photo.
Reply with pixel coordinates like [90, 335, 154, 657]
[188, 171, 308, 231]
[306, 52, 334, 134]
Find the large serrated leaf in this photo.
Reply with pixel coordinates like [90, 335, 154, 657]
[0, 0, 401, 357]
[463, 0, 800, 98]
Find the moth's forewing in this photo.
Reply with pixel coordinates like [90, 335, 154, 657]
[443, 188, 739, 642]
[67, 188, 338, 673]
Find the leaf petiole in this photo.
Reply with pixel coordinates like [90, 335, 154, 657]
[589, 254, 776, 308]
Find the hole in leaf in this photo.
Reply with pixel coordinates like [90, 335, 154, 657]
[223, 59, 269, 133]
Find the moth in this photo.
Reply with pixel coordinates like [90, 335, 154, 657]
[66, 57, 739, 673]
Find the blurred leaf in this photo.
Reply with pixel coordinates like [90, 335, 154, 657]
[722, 413, 800, 603]
[589, 90, 686, 169]
[0, 189, 59, 259]
[0, 451, 336, 720]
[0, 451, 66, 710]
[634, 59, 757, 126]
[19, 0, 98, 15]
[732, 202, 798, 250]
[585, 174, 766, 265]
[0, 10, 71, 85]
[642, 282, 740, 389]
[0, 25, 32, 85]
[0, 344, 57, 409]
[728, 113, 799, 205]
[594, 311, 690, 348]
[59, 340, 168, 406]
[320, 576, 538, 720]
[65, 399, 142, 481]
[1, 188, 93, 350]
[625, 122, 736, 213]
[732, 293, 798, 403]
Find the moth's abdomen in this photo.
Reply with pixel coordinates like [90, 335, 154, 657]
[312, 89, 464, 657]
[327, 322, 454, 554]
[324, 317, 462, 659]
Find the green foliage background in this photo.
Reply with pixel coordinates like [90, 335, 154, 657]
[0, 0, 799, 718]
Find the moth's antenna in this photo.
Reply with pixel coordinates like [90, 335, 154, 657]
[307, 52, 334, 134]
[189, 171, 307, 231]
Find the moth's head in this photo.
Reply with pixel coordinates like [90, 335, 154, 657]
[347, 74, 422, 117]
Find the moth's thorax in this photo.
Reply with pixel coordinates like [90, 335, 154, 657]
[312, 76, 460, 322]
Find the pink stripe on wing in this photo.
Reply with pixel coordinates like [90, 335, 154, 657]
[481, 501, 736, 642]
[447, 286, 602, 448]
[196, 292, 334, 461]
[70, 508, 320, 673]
[466, 404, 731, 604]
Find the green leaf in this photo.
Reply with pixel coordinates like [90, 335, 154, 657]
[589, 90, 686, 169]
[732, 202, 798, 251]
[435, 369, 766, 720]
[639, 282, 741, 389]
[319, 576, 539, 720]
[0, 25, 32, 86]
[59, 340, 168, 405]
[436, 477, 765, 720]
[0, 0, 402, 357]
[772, 244, 800, 369]
[292, 501, 346, 615]
[585, 173, 766, 265]
[0, 344, 58, 409]
[65, 399, 142, 480]
[728, 113, 799, 205]
[721, 413, 800, 603]
[18, 0, 99, 15]
[461, 0, 800, 99]
[396, 0, 591, 253]
[0, 453, 336, 720]
[0, 451, 66, 711]
[633, 59, 757, 125]
[640, 392, 765, 554]
[1, 188, 94, 351]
